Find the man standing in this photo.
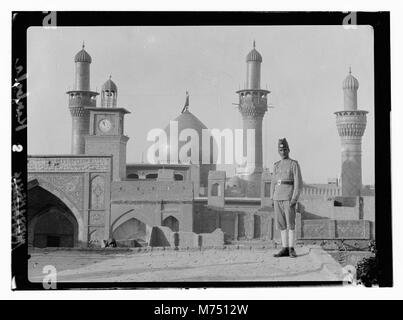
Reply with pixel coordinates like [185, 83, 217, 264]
[270, 138, 303, 258]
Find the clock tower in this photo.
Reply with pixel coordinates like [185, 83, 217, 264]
[84, 76, 130, 181]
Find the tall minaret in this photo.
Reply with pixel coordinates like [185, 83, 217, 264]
[335, 68, 368, 197]
[235, 41, 269, 196]
[67, 43, 99, 154]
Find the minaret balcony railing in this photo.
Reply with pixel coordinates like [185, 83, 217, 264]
[68, 94, 97, 108]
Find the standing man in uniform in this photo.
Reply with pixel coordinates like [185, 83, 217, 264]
[270, 138, 303, 258]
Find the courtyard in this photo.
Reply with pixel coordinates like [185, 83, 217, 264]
[28, 245, 345, 283]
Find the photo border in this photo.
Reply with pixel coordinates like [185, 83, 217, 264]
[11, 11, 392, 289]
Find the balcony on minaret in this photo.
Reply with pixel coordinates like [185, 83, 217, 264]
[236, 89, 269, 117]
[67, 91, 98, 108]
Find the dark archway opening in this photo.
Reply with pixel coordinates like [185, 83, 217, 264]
[28, 184, 78, 248]
[112, 218, 148, 247]
[162, 216, 179, 232]
[211, 183, 220, 196]
[253, 215, 261, 239]
[145, 173, 158, 180]
[174, 174, 184, 181]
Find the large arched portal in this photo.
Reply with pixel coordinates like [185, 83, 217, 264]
[28, 185, 79, 248]
[112, 218, 147, 247]
[162, 216, 179, 232]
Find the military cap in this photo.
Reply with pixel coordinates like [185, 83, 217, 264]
[278, 138, 289, 150]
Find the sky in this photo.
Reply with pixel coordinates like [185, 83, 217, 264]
[27, 26, 374, 184]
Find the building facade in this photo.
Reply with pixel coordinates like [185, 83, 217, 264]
[27, 44, 374, 249]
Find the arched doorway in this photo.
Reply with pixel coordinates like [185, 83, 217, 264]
[211, 183, 221, 196]
[162, 216, 179, 232]
[28, 185, 79, 248]
[112, 218, 147, 247]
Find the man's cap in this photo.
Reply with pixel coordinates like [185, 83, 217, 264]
[278, 138, 289, 149]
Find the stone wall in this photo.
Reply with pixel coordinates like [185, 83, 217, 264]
[194, 200, 277, 242]
[147, 226, 224, 248]
[296, 213, 374, 240]
[110, 180, 194, 240]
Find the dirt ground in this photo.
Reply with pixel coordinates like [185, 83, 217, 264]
[28, 245, 345, 283]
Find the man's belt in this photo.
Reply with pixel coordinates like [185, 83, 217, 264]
[276, 180, 294, 186]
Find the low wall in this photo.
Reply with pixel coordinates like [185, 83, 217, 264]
[296, 214, 374, 240]
[175, 232, 199, 248]
[199, 229, 224, 247]
[147, 226, 224, 248]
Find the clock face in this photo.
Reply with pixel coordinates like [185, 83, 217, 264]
[98, 118, 112, 133]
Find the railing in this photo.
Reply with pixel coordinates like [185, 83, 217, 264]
[301, 186, 341, 197]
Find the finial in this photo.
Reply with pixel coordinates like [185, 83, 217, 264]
[82, 41, 85, 49]
[349, 66, 352, 75]
[253, 40, 256, 49]
[109, 74, 112, 80]
[181, 90, 190, 113]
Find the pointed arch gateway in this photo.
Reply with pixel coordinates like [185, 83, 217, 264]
[162, 215, 179, 232]
[27, 178, 85, 247]
[112, 217, 148, 247]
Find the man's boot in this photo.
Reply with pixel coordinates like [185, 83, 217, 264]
[273, 247, 289, 258]
[289, 247, 297, 258]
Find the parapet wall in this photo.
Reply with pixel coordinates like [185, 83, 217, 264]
[301, 185, 341, 197]
[298, 195, 375, 221]
[296, 214, 373, 240]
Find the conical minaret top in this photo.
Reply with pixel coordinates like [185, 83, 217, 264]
[74, 42, 92, 91]
[246, 41, 263, 89]
[342, 67, 360, 111]
[101, 75, 118, 108]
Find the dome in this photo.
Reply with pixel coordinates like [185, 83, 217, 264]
[102, 78, 117, 92]
[246, 48, 262, 62]
[164, 110, 209, 164]
[343, 71, 359, 90]
[74, 44, 92, 63]
[168, 109, 207, 133]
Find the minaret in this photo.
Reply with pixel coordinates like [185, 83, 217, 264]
[67, 43, 99, 154]
[235, 41, 269, 196]
[335, 68, 368, 197]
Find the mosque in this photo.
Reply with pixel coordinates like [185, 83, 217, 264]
[27, 43, 375, 248]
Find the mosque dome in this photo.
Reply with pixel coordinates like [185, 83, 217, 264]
[164, 109, 210, 164]
[343, 70, 359, 90]
[74, 44, 92, 63]
[102, 77, 118, 92]
[168, 109, 207, 133]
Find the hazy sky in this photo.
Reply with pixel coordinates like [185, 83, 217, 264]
[27, 26, 374, 184]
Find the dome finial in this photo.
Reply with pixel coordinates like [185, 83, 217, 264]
[82, 41, 85, 49]
[253, 40, 256, 49]
[109, 74, 112, 80]
[349, 66, 352, 75]
[181, 90, 190, 113]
